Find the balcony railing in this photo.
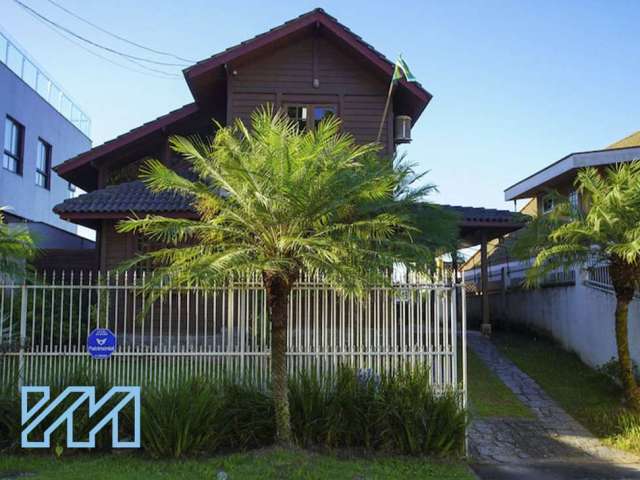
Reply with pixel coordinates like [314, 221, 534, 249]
[0, 29, 91, 137]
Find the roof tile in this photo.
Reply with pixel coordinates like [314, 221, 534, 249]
[53, 181, 194, 215]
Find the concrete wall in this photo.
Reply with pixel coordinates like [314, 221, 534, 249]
[468, 271, 640, 369]
[0, 62, 91, 233]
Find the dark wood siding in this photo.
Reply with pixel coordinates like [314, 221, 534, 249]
[228, 33, 393, 153]
[97, 30, 397, 270]
[100, 220, 135, 271]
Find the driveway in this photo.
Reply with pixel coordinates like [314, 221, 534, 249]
[467, 332, 640, 480]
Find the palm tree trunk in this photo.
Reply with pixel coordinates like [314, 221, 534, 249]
[611, 257, 640, 410]
[264, 273, 294, 445]
[614, 294, 640, 409]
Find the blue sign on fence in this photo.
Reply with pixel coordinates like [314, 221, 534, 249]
[87, 328, 116, 359]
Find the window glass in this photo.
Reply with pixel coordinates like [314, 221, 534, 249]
[36, 139, 51, 189]
[22, 59, 37, 89]
[36, 72, 50, 99]
[542, 196, 554, 214]
[6, 44, 22, 76]
[568, 190, 579, 210]
[286, 106, 307, 131]
[3, 117, 22, 173]
[285, 105, 337, 131]
[3, 118, 12, 152]
[313, 106, 336, 128]
[48, 84, 61, 109]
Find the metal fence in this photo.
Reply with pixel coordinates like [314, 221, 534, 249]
[0, 271, 466, 398]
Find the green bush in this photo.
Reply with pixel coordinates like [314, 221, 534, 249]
[377, 367, 465, 455]
[0, 377, 20, 452]
[289, 366, 466, 456]
[2, 366, 466, 458]
[132, 378, 222, 458]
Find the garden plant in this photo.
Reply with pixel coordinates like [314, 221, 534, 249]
[117, 106, 456, 444]
[513, 162, 640, 409]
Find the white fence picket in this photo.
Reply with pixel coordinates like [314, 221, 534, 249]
[0, 270, 465, 395]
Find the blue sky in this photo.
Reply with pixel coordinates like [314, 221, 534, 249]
[2, 0, 639, 211]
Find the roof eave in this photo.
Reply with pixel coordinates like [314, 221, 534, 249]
[54, 103, 200, 179]
[504, 145, 640, 202]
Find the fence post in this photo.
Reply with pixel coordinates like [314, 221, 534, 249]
[461, 280, 468, 457]
[18, 282, 27, 388]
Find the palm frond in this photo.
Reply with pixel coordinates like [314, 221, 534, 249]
[119, 106, 454, 293]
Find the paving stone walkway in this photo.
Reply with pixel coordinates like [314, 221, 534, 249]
[467, 331, 640, 466]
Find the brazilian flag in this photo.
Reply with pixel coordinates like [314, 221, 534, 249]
[392, 56, 417, 84]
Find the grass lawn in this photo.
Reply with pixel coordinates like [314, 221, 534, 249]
[0, 449, 474, 480]
[466, 347, 533, 418]
[494, 330, 640, 454]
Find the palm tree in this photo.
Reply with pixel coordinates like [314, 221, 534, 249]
[514, 162, 640, 409]
[117, 107, 455, 443]
[0, 207, 35, 280]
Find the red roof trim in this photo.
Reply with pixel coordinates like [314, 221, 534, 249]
[184, 8, 431, 105]
[54, 103, 199, 176]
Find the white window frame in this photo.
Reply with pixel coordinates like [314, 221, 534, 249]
[568, 190, 579, 210]
[542, 195, 555, 214]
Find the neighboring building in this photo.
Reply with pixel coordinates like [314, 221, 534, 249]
[52, 9, 434, 270]
[464, 132, 640, 368]
[504, 132, 640, 216]
[0, 28, 93, 249]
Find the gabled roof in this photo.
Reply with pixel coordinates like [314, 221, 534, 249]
[54, 9, 433, 193]
[54, 103, 200, 190]
[184, 8, 431, 118]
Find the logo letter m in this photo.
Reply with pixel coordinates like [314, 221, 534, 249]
[21, 386, 141, 449]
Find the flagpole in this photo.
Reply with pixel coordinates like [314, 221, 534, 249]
[376, 80, 395, 144]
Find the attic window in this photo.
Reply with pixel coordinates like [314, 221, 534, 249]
[287, 106, 307, 132]
[285, 104, 336, 131]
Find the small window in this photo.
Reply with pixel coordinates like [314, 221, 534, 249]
[3, 116, 23, 174]
[68, 182, 76, 199]
[313, 106, 336, 128]
[286, 106, 308, 132]
[35, 139, 51, 189]
[568, 190, 579, 210]
[542, 195, 555, 214]
[285, 104, 337, 131]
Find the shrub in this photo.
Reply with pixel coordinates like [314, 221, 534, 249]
[0, 377, 20, 452]
[598, 357, 640, 385]
[377, 367, 465, 455]
[2, 366, 466, 458]
[133, 378, 222, 458]
[214, 380, 274, 451]
[288, 366, 467, 456]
